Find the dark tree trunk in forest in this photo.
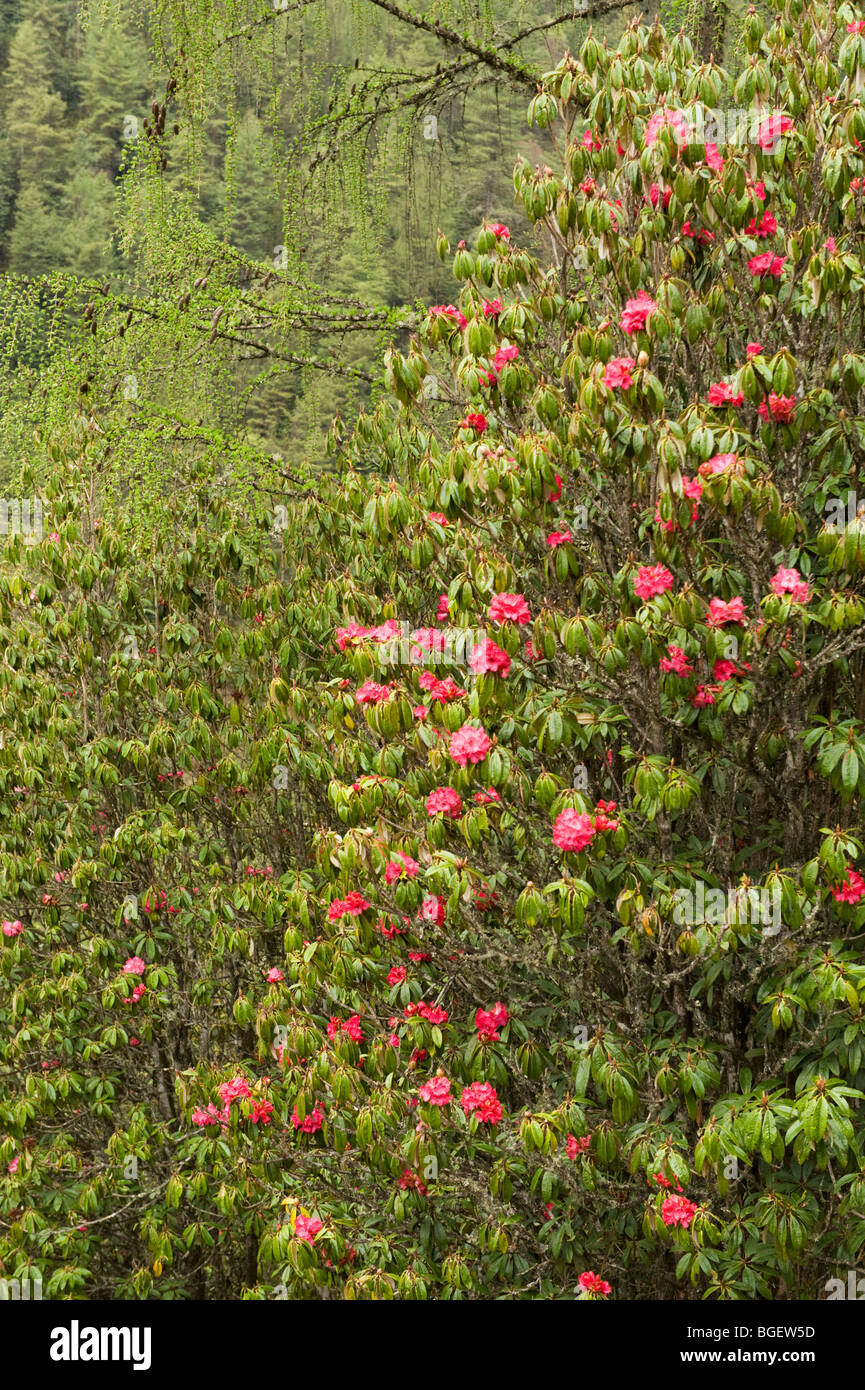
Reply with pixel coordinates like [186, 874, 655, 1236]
[697, 0, 727, 61]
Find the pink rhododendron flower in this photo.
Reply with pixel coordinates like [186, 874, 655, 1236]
[449, 723, 491, 767]
[603, 356, 635, 390]
[426, 787, 463, 818]
[379, 915, 407, 939]
[192, 1105, 224, 1128]
[266, 967, 284, 983]
[475, 1002, 509, 1040]
[417, 1001, 448, 1024]
[420, 894, 446, 927]
[490, 223, 510, 239]
[704, 142, 724, 172]
[848, 19, 865, 31]
[419, 1075, 452, 1106]
[460, 1081, 503, 1124]
[489, 592, 531, 625]
[419, 671, 467, 702]
[619, 291, 657, 335]
[699, 452, 739, 477]
[291, 1105, 324, 1133]
[691, 684, 719, 707]
[123, 956, 146, 975]
[746, 209, 778, 238]
[758, 393, 796, 423]
[430, 303, 467, 330]
[552, 809, 596, 853]
[757, 114, 793, 150]
[748, 252, 786, 278]
[713, 660, 740, 683]
[648, 184, 672, 209]
[469, 639, 511, 677]
[706, 596, 746, 626]
[2, 919, 23, 937]
[833, 868, 865, 904]
[385, 852, 419, 883]
[388, 966, 407, 986]
[398, 1168, 428, 1194]
[294, 1214, 323, 1243]
[567, 1134, 591, 1160]
[493, 343, 519, 370]
[355, 680, 391, 704]
[770, 566, 810, 602]
[436, 594, 450, 620]
[547, 473, 563, 502]
[328, 892, 370, 921]
[661, 1194, 699, 1228]
[219, 1077, 252, 1106]
[483, 298, 502, 318]
[681, 221, 714, 244]
[474, 787, 500, 805]
[634, 564, 674, 601]
[708, 381, 745, 407]
[578, 1271, 612, 1296]
[592, 799, 619, 833]
[659, 645, 694, 677]
[462, 412, 488, 434]
[547, 529, 572, 548]
[645, 107, 691, 147]
[746, 342, 763, 358]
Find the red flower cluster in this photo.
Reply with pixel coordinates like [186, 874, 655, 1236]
[291, 1105, 324, 1134]
[476, 1001, 509, 1040]
[469, 639, 511, 677]
[419, 894, 446, 927]
[328, 891, 370, 921]
[489, 592, 531, 625]
[419, 1075, 452, 1106]
[418, 670, 466, 703]
[327, 1014, 364, 1042]
[832, 868, 865, 904]
[425, 787, 463, 818]
[385, 852, 419, 883]
[661, 1194, 699, 1228]
[460, 1081, 503, 1124]
[449, 723, 491, 767]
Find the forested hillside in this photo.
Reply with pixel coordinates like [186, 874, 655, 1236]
[0, 0, 754, 472]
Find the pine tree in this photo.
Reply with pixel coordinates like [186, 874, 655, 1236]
[2, 18, 69, 197]
[76, 15, 151, 179]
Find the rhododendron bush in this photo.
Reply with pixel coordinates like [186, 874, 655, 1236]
[5, 0, 865, 1302]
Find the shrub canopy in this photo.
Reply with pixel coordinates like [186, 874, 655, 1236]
[3, 0, 865, 1301]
